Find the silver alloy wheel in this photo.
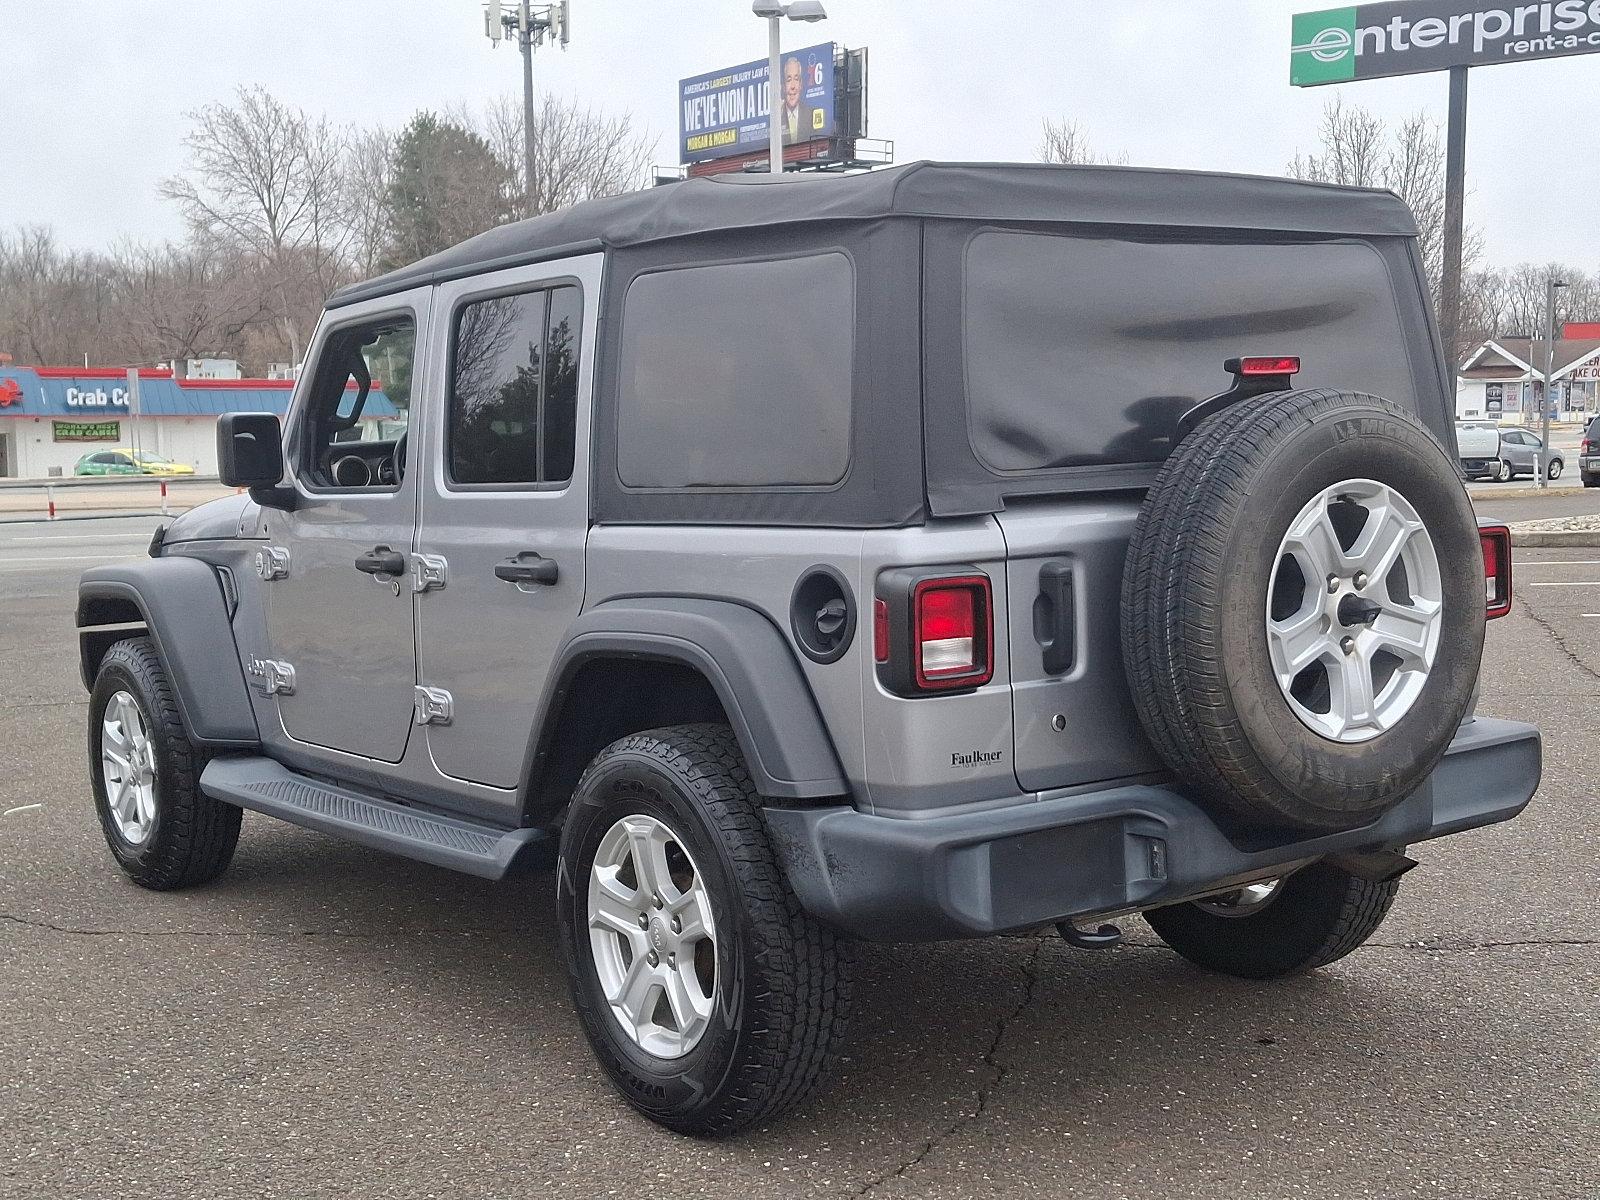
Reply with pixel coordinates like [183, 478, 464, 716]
[1194, 879, 1283, 917]
[1266, 479, 1443, 744]
[101, 689, 157, 845]
[587, 813, 718, 1059]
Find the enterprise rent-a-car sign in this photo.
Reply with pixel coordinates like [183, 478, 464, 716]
[1293, 0, 1600, 84]
[679, 42, 835, 164]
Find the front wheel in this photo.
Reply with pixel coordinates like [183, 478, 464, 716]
[88, 637, 242, 889]
[1547, 459, 1563, 480]
[1143, 860, 1400, 979]
[1495, 459, 1513, 482]
[556, 724, 854, 1136]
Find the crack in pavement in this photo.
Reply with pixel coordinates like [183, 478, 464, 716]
[850, 935, 1046, 1198]
[1515, 593, 1600, 683]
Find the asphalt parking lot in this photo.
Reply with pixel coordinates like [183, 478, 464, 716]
[2, 514, 1597, 1199]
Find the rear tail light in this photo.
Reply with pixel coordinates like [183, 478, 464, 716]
[915, 578, 992, 687]
[1480, 524, 1512, 619]
[876, 569, 995, 694]
[1583, 439, 1594, 454]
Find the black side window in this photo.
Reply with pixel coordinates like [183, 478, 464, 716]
[448, 285, 582, 486]
[616, 253, 854, 489]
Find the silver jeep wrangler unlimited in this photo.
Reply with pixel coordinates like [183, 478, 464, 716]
[78, 162, 1540, 1136]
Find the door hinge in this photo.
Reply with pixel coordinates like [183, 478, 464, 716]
[254, 546, 291, 581]
[246, 657, 296, 696]
[413, 686, 454, 726]
[411, 552, 448, 593]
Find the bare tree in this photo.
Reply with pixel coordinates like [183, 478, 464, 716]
[344, 126, 395, 279]
[1290, 97, 1484, 355]
[162, 86, 352, 362]
[0, 226, 105, 364]
[1038, 118, 1127, 166]
[469, 94, 654, 219]
[1288, 96, 1386, 186]
[101, 240, 271, 365]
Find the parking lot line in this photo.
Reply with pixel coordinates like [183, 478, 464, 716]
[1527, 581, 1600, 587]
[1515, 560, 1600, 567]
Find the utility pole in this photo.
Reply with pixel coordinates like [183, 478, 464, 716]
[521, 0, 537, 212]
[1538, 277, 1568, 489]
[483, 1, 569, 213]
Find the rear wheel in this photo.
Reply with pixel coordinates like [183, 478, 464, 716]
[1585, 472, 1599, 489]
[556, 724, 853, 1136]
[1144, 861, 1400, 979]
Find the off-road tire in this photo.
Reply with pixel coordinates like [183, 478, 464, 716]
[88, 637, 242, 889]
[1144, 861, 1401, 979]
[556, 723, 853, 1137]
[1122, 389, 1485, 833]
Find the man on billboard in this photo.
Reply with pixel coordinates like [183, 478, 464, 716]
[780, 55, 817, 144]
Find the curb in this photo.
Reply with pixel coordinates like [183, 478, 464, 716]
[1509, 530, 1600, 548]
[1469, 485, 1586, 500]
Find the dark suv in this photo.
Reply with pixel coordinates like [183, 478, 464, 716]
[76, 162, 1540, 1136]
[1582, 415, 1600, 486]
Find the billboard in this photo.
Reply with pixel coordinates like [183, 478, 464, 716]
[679, 42, 835, 165]
[1292, 1, 1600, 85]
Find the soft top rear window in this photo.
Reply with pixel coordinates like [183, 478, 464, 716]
[616, 252, 854, 490]
[962, 231, 1419, 473]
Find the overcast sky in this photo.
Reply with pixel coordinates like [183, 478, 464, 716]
[3, 1, 1595, 267]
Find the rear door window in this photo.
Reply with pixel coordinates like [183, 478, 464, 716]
[962, 231, 1419, 472]
[447, 285, 582, 487]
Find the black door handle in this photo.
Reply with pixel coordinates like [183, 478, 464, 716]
[495, 551, 559, 586]
[355, 545, 406, 576]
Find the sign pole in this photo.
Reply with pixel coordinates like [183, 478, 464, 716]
[1438, 65, 1468, 379]
[767, 14, 783, 175]
[125, 368, 141, 463]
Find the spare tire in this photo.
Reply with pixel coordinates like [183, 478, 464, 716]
[1122, 389, 1484, 833]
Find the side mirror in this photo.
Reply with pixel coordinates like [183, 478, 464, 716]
[217, 412, 295, 510]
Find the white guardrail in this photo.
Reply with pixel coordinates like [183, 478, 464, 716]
[0, 474, 228, 520]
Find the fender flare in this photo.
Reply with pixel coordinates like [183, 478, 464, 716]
[524, 597, 849, 802]
[77, 558, 259, 747]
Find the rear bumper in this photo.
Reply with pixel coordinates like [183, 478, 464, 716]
[764, 717, 1540, 941]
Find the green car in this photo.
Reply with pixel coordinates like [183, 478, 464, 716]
[73, 449, 196, 477]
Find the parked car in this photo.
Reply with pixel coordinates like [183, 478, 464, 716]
[1497, 428, 1563, 481]
[75, 163, 1540, 1137]
[73, 449, 196, 477]
[1581, 416, 1600, 487]
[1456, 421, 1503, 480]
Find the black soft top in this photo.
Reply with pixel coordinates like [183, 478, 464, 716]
[327, 160, 1419, 309]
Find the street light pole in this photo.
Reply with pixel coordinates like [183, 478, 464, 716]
[767, 12, 783, 176]
[1539, 277, 1568, 489]
[752, 1, 827, 176]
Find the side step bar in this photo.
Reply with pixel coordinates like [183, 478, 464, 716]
[200, 755, 546, 880]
